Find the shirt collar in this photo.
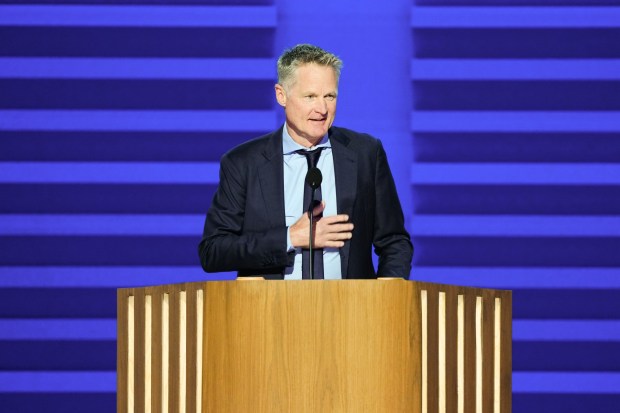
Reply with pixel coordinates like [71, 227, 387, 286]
[282, 123, 331, 155]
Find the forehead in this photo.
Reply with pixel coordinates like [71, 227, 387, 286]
[289, 63, 338, 90]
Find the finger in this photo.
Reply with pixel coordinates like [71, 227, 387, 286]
[323, 223, 354, 233]
[320, 214, 351, 224]
[311, 201, 326, 217]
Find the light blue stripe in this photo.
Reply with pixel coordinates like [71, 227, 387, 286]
[0, 266, 235, 287]
[0, 319, 116, 340]
[0, 58, 274, 79]
[0, 372, 115, 392]
[411, 59, 620, 80]
[0, 110, 277, 132]
[0, 162, 219, 183]
[411, 111, 620, 132]
[513, 372, 620, 394]
[0, 214, 205, 235]
[514, 320, 620, 342]
[411, 163, 620, 184]
[411, 6, 620, 28]
[0, 5, 276, 27]
[413, 215, 620, 237]
[413, 267, 620, 289]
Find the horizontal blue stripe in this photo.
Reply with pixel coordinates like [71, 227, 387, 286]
[2, 318, 618, 341]
[413, 267, 620, 289]
[0, 57, 273, 79]
[411, 59, 620, 80]
[413, 215, 620, 236]
[5, 162, 618, 185]
[514, 321, 620, 342]
[411, 7, 620, 28]
[4, 214, 618, 236]
[0, 5, 276, 27]
[0, 162, 219, 183]
[513, 372, 620, 394]
[0, 372, 618, 393]
[0, 110, 276, 132]
[411, 111, 620, 132]
[0, 320, 116, 340]
[0, 214, 204, 235]
[411, 164, 620, 184]
[0, 266, 235, 287]
[0, 372, 115, 392]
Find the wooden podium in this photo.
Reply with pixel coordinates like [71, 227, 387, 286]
[118, 280, 511, 412]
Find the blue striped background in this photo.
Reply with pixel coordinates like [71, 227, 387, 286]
[1, 0, 619, 411]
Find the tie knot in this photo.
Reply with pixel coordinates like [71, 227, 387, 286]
[296, 147, 324, 169]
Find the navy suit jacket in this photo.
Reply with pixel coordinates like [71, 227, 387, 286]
[198, 126, 413, 279]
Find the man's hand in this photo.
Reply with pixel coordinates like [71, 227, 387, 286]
[290, 201, 353, 249]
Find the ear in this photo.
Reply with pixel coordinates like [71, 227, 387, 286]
[274, 84, 287, 107]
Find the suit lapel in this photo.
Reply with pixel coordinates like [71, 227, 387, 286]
[257, 128, 285, 228]
[330, 128, 358, 278]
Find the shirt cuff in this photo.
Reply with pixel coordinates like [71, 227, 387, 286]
[286, 227, 294, 251]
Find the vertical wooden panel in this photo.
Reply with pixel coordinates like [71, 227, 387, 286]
[494, 297, 501, 413]
[427, 287, 439, 413]
[444, 288, 458, 413]
[482, 292, 496, 413]
[151, 290, 163, 413]
[134, 290, 146, 413]
[117, 290, 129, 413]
[196, 288, 204, 413]
[464, 293, 477, 413]
[457, 294, 465, 413]
[169, 286, 181, 413]
[162, 292, 170, 413]
[500, 294, 513, 413]
[179, 290, 187, 413]
[421, 289, 428, 413]
[145, 294, 153, 413]
[128, 295, 135, 413]
[438, 291, 447, 413]
[475, 296, 483, 413]
[185, 285, 198, 413]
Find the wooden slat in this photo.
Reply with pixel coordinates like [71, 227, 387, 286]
[185, 285, 198, 413]
[427, 287, 439, 413]
[445, 288, 458, 413]
[500, 293, 513, 413]
[117, 290, 129, 413]
[134, 290, 146, 413]
[464, 293, 477, 413]
[151, 289, 163, 413]
[482, 292, 495, 413]
[169, 285, 181, 413]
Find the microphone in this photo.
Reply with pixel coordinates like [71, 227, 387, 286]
[304, 167, 322, 279]
[305, 167, 322, 190]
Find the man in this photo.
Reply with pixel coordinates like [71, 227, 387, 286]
[198, 44, 412, 279]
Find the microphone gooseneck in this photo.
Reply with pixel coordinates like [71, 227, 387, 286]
[305, 167, 322, 279]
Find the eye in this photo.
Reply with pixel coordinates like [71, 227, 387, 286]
[325, 94, 336, 101]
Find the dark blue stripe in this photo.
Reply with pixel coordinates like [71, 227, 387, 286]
[0, 184, 216, 213]
[417, 1, 618, 5]
[514, 341, 620, 371]
[0, 131, 259, 161]
[412, 185, 620, 215]
[0, 288, 116, 317]
[514, 289, 620, 319]
[0, 236, 200, 265]
[413, 81, 620, 111]
[0, 393, 115, 413]
[514, 394, 620, 413]
[0, 27, 274, 57]
[0, 79, 274, 110]
[0, 0, 271, 4]
[0, 341, 115, 370]
[412, 236, 620, 267]
[413, 133, 620, 163]
[414, 29, 620, 58]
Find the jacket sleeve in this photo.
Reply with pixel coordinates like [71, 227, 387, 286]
[198, 154, 292, 273]
[372, 140, 413, 278]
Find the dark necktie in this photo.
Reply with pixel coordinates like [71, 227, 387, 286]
[296, 147, 325, 279]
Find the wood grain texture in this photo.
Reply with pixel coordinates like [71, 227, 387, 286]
[500, 293, 512, 413]
[134, 290, 146, 413]
[117, 290, 129, 413]
[482, 292, 495, 413]
[202, 280, 420, 413]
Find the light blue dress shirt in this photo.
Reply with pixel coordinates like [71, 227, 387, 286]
[282, 124, 342, 279]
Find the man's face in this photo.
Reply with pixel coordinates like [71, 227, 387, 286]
[275, 63, 338, 146]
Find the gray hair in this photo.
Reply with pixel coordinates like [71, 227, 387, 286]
[277, 44, 343, 90]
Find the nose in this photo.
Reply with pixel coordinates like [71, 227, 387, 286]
[314, 97, 328, 114]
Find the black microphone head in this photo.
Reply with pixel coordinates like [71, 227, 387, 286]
[305, 167, 322, 189]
